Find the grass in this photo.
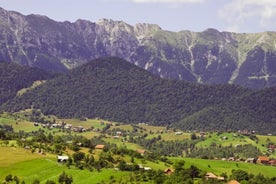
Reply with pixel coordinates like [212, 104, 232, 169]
[158, 132, 191, 141]
[0, 146, 131, 184]
[104, 136, 143, 150]
[171, 157, 276, 178]
[0, 115, 41, 132]
[2, 115, 276, 183]
[0, 117, 14, 124]
[195, 132, 276, 157]
[257, 135, 276, 145]
[109, 124, 133, 131]
[0, 158, 130, 184]
[17, 80, 46, 96]
[197, 132, 258, 147]
[138, 124, 166, 133]
[57, 118, 120, 133]
[12, 121, 41, 132]
[0, 147, 54, 167]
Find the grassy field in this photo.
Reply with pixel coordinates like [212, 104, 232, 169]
[0, 116, 15, 124]
[196, 132, 253, 147]
[0, 146, 131, 184]
[171, 157, 276, 178]
[2, 114, 276, 183]
[57, 118, 108, 129]
[0, 115, 41, 132]
[2, 146, 276, 183]
[195, 132, 276, 157]
[104, 136, 143, 150]
[257, 135, 276, 145]
[109, 124, 133, 131]
[0, 159, 130, 184]
[0, 147, 55, 167]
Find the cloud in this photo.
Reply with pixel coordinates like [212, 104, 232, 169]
[131, 0, 204, 3]
[219, 0, 276, 32]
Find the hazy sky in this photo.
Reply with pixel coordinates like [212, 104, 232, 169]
[0, 0, 276, 33]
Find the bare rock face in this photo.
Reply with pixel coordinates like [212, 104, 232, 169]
[0, 7, 276, 89]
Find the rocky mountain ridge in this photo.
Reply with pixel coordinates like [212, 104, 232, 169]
[0, 7, 276, 89]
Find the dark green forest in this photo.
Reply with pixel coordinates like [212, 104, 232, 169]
[0, 62, 56, 104]
[1, 57, 276, 134]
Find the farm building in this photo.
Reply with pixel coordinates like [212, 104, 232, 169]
[57, 155, 69, 162]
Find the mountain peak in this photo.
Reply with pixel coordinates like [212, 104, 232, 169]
[134, 23, 162, 36]
[0, 7, 276, 89]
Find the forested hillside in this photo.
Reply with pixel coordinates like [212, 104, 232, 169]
[0, 62, 56, 105]
[1, 57, 275, 133]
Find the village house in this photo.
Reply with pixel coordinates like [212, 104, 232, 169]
[228, 157, 235, 161]
[269, 159, 276, 166]
[227, 180, 240, 184]
[245, 158, 256, 163]
[57, 155, 69, 162]
[268, 144, 276, 153]
[164, 168, 174, 175]
[257, 156, 270, 165]
[136, 149, 147, 156]
[51, 123, 62, 128]
[205, 172, 224, 181]
[143, 167, 152, 171]
[95, 144, 105, 149]
[199, 131, 205, 138]
[73, 126, 85, 132]
[116, 131, 122, 135]
[113, 135, 120, 139]
[64, 124, 72, 130]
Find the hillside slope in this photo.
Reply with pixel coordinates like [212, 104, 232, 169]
[0, 7, 276, 89]
[0, 62, 55, 105]
[1, 57, 275, 133]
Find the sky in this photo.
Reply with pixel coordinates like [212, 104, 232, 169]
[0, 0, 276, 33]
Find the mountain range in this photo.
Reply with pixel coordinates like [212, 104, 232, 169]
[0, 7, 276, 89]
[1, 57, 276, 134]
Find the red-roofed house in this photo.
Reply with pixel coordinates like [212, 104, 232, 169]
[257, 156, 270, 164]
[95, 144, 105, 149]
[164, 168, 174, 175]
[269, 159, 276, 166]
[227, 180, 240, 184]
[136, 149, 146, 156]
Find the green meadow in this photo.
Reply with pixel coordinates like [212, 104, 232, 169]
[1, 114, 276, 183]
[0, 147, 130, 184]
[172, 157, 276, 178]
[1, 146, 276, 183]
